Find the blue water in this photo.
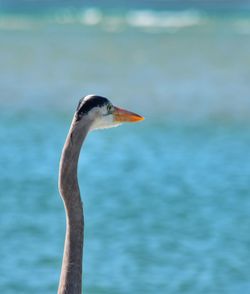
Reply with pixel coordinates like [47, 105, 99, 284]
[0, 2, 250, 293]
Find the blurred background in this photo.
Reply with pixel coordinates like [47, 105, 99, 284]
[0, 0, 250, 293]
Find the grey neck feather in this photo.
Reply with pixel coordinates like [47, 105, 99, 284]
[58, 115, 92, 294]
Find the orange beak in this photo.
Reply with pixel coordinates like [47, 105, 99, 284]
[113, 106, 144, 123]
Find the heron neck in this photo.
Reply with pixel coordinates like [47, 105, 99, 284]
[58, 117, 90, 294]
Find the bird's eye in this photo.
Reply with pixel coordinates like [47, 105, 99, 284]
[107, 104, 113, 113]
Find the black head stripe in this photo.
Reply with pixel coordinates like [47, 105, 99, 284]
[76, 95, 109, 121]
[76, 97, 85, 112]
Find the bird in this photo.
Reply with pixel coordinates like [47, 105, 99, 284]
[58, 94, 143, 294]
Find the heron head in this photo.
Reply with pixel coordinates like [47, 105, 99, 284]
[75, 94, 144, 131]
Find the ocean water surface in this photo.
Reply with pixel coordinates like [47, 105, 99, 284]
[0, 3, 250, 294]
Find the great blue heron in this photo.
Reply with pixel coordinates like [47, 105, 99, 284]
[58, 94, 143, 293]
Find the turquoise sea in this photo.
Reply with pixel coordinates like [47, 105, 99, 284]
[0, 1, 250, 293]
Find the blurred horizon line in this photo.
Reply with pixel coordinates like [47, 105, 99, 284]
[1, 0, 250, 14]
